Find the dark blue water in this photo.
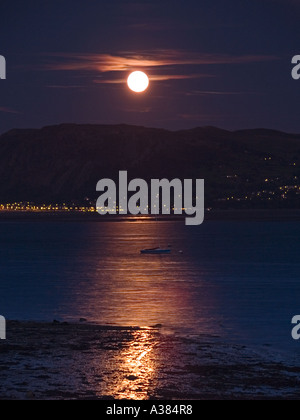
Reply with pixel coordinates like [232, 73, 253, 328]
[0, 220, 300, 352]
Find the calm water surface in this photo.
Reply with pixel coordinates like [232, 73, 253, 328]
[0, 220, 300, 351]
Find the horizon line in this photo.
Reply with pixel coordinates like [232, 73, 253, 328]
[1, 122, 300, 137]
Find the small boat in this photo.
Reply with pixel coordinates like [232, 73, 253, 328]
[141, 247, 171, 255]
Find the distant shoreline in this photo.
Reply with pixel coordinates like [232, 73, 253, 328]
[0, 209, 300, 222]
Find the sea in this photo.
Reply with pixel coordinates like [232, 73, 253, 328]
[0, 218, 300, 356]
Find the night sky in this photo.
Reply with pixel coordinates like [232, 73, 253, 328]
[0, 0, 299, 134]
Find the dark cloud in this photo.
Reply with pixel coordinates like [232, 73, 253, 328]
[0, 106, 20, 114]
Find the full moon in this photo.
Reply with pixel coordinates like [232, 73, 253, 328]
[127, 71, 149, 93]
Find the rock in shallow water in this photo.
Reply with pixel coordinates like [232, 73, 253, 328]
[127, 375, 138, 381]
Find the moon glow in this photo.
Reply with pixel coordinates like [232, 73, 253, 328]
[127, 71, 149, 93]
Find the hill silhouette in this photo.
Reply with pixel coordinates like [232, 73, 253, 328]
[0, 124, 299, 208]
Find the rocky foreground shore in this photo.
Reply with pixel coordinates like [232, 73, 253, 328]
[0, 321, 300, 400]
